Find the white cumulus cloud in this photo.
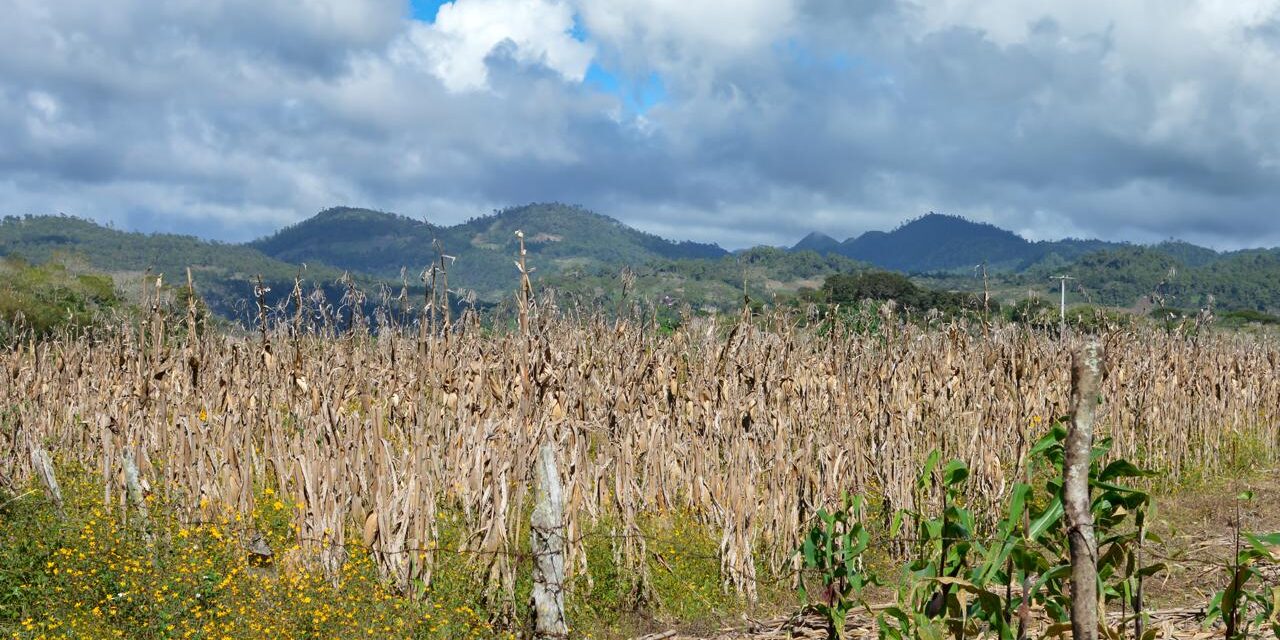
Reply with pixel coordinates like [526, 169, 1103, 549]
[399, 0, 595, 92]
[2, 0, 1280, 250]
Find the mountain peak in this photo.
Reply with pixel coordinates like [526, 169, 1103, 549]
[831, 212, 1031, 272]
[791, 231, 840, 254]
[249, 202, 727, 299]
[893, 212, 1018, 237]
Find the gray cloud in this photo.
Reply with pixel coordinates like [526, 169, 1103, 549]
[1, 0, 1279, 250]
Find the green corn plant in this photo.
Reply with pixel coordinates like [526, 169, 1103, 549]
[1205, 491, 1280, 640]
[798, 491, 878, 639]
[879, 452, 1015, 640]
[875, 428, 1165, 640]
[1011, 423, 1164, 638]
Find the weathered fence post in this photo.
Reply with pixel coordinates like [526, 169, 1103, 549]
[530, 443, 568, 640]
[122, 451, 155, 549]
[30, 444, 64, 517]
[1064, 339, 1102, 640]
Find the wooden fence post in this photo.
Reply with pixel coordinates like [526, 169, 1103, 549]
[30, 444, 64, 517]
[123, 452, 154, 549]
[531, 443, 568, 639]
[1064, 339, 1102, 640]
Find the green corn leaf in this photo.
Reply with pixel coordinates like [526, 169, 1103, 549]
[1245, 533, 1280, 561]
[918, 449, 942, 490]
[890, 510, 905, 539]
[1007, 483, 1030, 524]
[942, 459, 969, 486]
[1098, 459, 1156, 481]
[1028, 498, 1064, 541]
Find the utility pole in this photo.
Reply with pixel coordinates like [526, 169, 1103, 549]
[1051, 275, 1074, 330]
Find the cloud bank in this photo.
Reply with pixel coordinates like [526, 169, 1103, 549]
[2, 0, 1279, 249]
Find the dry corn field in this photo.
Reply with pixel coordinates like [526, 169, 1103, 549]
[3, 307, 1280, 634]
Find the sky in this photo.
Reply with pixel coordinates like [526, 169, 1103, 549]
[3, 0, 1280, 250]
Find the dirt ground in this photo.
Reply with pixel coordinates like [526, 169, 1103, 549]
[631, 467, 1280, 640]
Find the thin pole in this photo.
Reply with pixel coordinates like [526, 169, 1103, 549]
[1052, 275, 1074, 331]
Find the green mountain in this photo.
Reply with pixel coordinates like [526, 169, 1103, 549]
[1150, 240, 1222, 267]
[791, 231, 841, 255]
[795, 213, 1128, 273]
[789, 213, 1280, 314]
[8, 204, 1280, 322]
[0, 214, 354, 320]
[540, 246, 868, 314]
[251, 203, 728, 300]
[1037, 245, 1280, 312]
[841, 214, 1038, 271]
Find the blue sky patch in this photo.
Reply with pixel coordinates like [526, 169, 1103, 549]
[585, 64, 667, 114]
[410, 0, 450, 23]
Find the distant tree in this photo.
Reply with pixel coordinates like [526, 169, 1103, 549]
[0, 257, 122, 342]
[820, 270, 987, 317]
[1008, 296, 1055, 326]
[823, 271, 921, 305]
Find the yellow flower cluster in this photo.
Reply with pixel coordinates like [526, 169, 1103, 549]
[2, 471, 500, 639]
[4, 465, 790, 639]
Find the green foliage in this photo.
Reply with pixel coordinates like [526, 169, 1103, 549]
[1006, 298, 1136, 333]
[1006, 296, 1055, 327]
[798, 493, 878, 639]
[1063, 304, 1135, 332]
[818, 270, 991, 317]
[544, 247, 869, 316]
[0, 214, 356, 321]
[1028, 247, 1181, 308]
[809, 302, 885, 338]
[252, 204, 728, 302]
[1026, 245, 1280, 313]
[1205, 492, 1280, 639]
[167, 282, 214, 339]
[0, 257, 122, 342]
[1219, 309, 1280, 327]
[812, 213, 1127, 274]
[800, 427, 1163, 640]
[879, 454, 998, 640]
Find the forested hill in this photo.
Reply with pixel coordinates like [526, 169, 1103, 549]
[250, 203, 728, 300]
[0, 215, 354, 319]
[7, 206, 1280, 320]
[1, 204, 735, 315]
[1022, 245, 1280, 312]
[791, 213, 1127, 273]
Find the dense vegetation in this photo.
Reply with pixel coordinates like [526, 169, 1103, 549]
[793, 213, 1126, 273]
[0, 257, 122, 342]
[251, 204, 727, 301]
[540, 246, 869, 317]
[0, 215, 356, 320]
[809, 269, 992, 316]
[1023, 245, 1280, 312]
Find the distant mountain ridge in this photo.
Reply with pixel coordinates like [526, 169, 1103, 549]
[790, 213, 1130, 273]
[0, 214, 360, 319]
[7, 205, 1280, 319]
[250, 203, 728, 300]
